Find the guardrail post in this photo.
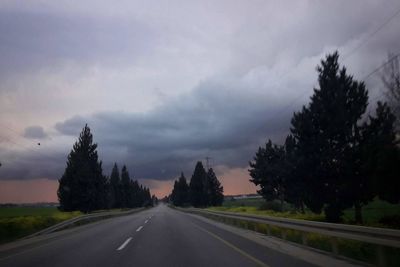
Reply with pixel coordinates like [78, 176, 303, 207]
[331, 237, 338, 255]
[302, 232, 308, 245]
[377, 245, 386, 267]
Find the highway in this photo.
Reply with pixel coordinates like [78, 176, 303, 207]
[0, 204, 356, 267]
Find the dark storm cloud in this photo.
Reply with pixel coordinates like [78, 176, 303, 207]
[53, 82, 294, 180]
[1, 0, 400, 183]
[2, 80, 294, 180]
[23, 126, 48, 139]
[0, 149, 66, 180]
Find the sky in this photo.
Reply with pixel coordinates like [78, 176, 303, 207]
[0, 0, 399, 202]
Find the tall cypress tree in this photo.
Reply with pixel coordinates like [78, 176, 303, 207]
[58, 124, 106, 212]
[120, 165, 131, 208]
[189, 161, 207, 207]
[131, 180, 141, 207]
[171, 173, 189, 206]
[109, 163, 121, 208]
[206, 168, 224, 206]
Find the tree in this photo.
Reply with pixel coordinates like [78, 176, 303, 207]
[58, 124, 107, 212]
[143, 187, 152, 206]
[249, 140, 287, 211]
[290, 52, 369, 222]
[109, 163, 121, 208]
[206, 168, 224, 206]
[131, 180, 142, 207]
[120, 165, 132, 208]
[361, 102, 400, 204]
[282, 135, 306, 213]
[381, 53, 400, 128]
[189, 161, 208, 207]
[171, 173, 189, 206]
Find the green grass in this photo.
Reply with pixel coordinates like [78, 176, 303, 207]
[213, 197, 400, 228]
[222, 198, 265, 208]
[0, 207, 61, 218]
[0, 207, 81, 244]
[208, 206, 325, 221]
[342, 199, 400, 228]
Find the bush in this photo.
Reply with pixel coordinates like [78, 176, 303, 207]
[379, 215, 400, 229]
[258, 201, 283, 212]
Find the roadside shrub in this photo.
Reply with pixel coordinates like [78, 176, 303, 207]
[379, 215, 400, 229]
[258, 201, 282, 212]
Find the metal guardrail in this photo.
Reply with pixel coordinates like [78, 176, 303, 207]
[26, 208, 145, 238]
[181, 208, 400, 266]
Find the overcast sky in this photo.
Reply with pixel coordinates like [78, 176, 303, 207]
[0, 0, 399, 201]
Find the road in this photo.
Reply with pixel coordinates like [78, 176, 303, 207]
[0, 204, 341, 267]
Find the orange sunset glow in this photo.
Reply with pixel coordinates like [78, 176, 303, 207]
[0, 167, 257, 203]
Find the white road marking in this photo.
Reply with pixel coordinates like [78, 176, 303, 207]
[144, 220, 149, 224]
[136, 226, 143, 232]
[117, 237, 132, 251]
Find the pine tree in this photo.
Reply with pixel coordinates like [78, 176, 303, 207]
[282, 135, 305, 212]
[109, 163, 121, 208]
[360, 102, 400, 204]
[206, 168, 224, 206]
[189, 162, 208, 207]
[120, 165, 131, 208]
[249, 140, 286, 209]
[290, 52, 368, 222]
[144, 187, 152, 206]
[58, 124, 106, 212]
[171, 173, 189, 206]
[131, 180, 141, 207]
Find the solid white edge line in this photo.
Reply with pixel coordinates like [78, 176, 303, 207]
[136, 226, 143, 232]
[116, 237, 132, 251]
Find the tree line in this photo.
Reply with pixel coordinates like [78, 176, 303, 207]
[57, 125, 154, 212]
[249, 52, 400, 223]
[170, 161, 224, 207]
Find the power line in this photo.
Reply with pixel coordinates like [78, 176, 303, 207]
[0, 134, 45, 154]
[253, 2, 400, 139]
[342, 5, 400, 61]
[255, 51, 400, 140]
[0, 122, 44, 149]
[361, 52, 400, 81]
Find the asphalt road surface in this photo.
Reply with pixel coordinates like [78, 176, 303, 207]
[0, 204, 324, 267]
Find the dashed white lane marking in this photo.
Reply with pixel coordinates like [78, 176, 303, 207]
[145, 219, 149, 224]
[136, 226, 143, 232]
[117, 237, 132, 251]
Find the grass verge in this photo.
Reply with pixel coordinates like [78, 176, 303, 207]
[0, 207, 81, 244]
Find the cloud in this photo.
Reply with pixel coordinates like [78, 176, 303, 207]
[52, 76, 298, 180]
[1, 0, 400, 190]
[0, 9, 157, 78]
[23, 126, 48, 139]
